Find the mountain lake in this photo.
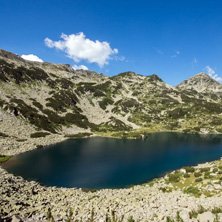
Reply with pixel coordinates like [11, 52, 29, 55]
[4, 132, 222, 189]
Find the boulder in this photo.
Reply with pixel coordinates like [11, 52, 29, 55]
[214, 184, 222, 190]
[197, 211, 214, 222]
[11, 215, 23, 222]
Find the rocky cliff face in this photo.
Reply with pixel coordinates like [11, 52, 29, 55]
[1, 48, 222, 141]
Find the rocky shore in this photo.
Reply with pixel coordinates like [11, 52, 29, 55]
[1, 156, 222, 221]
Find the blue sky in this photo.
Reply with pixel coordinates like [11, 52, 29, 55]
[1, 0, 222, 85]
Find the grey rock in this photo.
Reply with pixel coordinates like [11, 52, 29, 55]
[197, 211, 215, 222]
[11, 215, 23, 222]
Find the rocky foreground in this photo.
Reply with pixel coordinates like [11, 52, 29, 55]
[1, 157, 222, 221]
[2, 109, 222, 221]
[1, 111, 222, 221]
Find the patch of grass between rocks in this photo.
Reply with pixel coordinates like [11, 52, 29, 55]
[0, 155, 12, 165]
[65, 133, 92, 138]
[30, 132, 51, 138]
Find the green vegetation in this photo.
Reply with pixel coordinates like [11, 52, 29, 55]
[168, 173, 180, 183]
[16, 139, 27, 142]
[58, 78, 74, 89]
[113, 98, 141, 113]
[183, 173, 190, 178]
[212, 207, 222, 214]
[44, 207, 222, 222]
[65, 133, 92, 138]
[183, 166, 195, 173]
[213, 168, 218, 173]
[184, 186, 200, 196]
[0, 155, 12, 165]
[66, 208, 73, 222]
[159, 187, 173, 193]
[30, 132, 50, 138]
[110, 131, 148, 139]
[76, 82, 107, 97]
[88, 195, 100, 201]
[200, 167, 210, 173]
[194, 172, 202, 177]
[4, 98, 57, 133]
[32, 101, 43, 110]
[214, 214, 220, 222]
[47, 208, 55, 222]
[189, 206, 206, 219]
[99, 97, 114, 110]
[81, 188, 97, 193]
[0, 132, 9, 137]
[97, 117, 132, 132]
[46, 90, 78, 112]
[166, 211, 184, 222]
[0, 59, 49, 84]
[195, 178, 202, 182]
[64, 113, 98, 130]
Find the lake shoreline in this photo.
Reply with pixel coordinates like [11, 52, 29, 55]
[1, 156, 222, 221]
[2, 131, 222, 221]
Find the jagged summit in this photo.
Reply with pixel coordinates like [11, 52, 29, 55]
[195, 72, 211, 78]
[146, 74, 163, 82]
[176, 72, 222, 93]
[110, 71, 144, 80]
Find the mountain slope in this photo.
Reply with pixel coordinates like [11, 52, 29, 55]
[1, 48, 222, 148]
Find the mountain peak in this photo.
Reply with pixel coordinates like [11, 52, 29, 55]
[193, 72, 214, 79]
[195, 72, 209, 77]
[147, 74, 163, 82]
[177, 72, 222, 93]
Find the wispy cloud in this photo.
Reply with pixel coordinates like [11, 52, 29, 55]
[156, 49, 163, 55]
[171, 50, 180, 58]
[21, 54, 43, 62]
[45, 32, 118, 67]
[191, 58, 198, 68]
[72, 64, 88, 70]
[205, 66, 222, 83]
[114, 55, 125, 61]
[193, 58, 198, 64]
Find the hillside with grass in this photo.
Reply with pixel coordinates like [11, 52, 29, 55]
[1, 48, 222, 145]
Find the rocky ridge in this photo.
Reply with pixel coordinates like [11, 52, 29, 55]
[1, 48, 222, 147]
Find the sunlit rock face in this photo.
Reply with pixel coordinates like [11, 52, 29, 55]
[177, 72, 222, 93]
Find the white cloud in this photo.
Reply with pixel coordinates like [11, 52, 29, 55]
[21, 54, 43, 62]
[205, 66, 222, 83]
[72, 64, 88, 70]
[45, 32, 118, 67]
[171, 50, 180, 58]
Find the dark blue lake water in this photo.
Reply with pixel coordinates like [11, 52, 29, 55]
[4, 133, 222, 189]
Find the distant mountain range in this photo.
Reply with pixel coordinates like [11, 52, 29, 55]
[1, 48, 222, 138]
